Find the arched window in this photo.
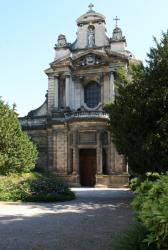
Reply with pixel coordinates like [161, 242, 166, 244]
[84, 81, 101, 108]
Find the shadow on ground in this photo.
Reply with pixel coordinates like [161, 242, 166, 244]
[0, 189, 135, 250]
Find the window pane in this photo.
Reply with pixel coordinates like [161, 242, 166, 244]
[84, 81, 101, 108]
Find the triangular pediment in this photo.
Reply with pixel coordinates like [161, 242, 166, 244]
[72, 49, 107, 60]
[72, 50, 109, 67]
[72, 49, 129, 68]
[44, 56, 72, 74]
[50, 56, 72, 68]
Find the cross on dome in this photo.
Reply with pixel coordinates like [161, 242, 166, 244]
[113, 16, 120, 27]
[88, 3, 94, 12]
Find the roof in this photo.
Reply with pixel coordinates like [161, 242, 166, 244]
[76, 10, 106, 25]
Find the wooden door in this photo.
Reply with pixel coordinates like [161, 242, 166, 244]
[79, 149, 96, 187]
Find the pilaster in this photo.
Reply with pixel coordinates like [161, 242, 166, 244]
[110, 72, 115, 102]
[47, 129, 54, 171]
[96, 131, 103, 174]
[54, 74, 59, 109]
[73, 130, 78, 174]
[48, 76, 55, 112]
[65, 74, 70, 107]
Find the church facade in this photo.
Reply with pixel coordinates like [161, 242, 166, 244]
[20, 5, 136, 187]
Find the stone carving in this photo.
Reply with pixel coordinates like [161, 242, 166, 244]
[86, 54, 95, 65]
[112, 27, 122, 40]
[57, 34, 67, 47]
[76, 54, 102, 67]
[111, 16, 125, 41]
[88, 3, 94, 12]
[88, 26, 95, 47]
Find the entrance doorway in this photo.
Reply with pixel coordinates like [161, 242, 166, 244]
[79, 149, 97, 187]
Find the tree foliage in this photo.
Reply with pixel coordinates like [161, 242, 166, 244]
[105, 32, 168, 175]
[0, 99, 38, 174]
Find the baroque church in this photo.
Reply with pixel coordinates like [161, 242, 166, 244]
[20, 4, 136, 187]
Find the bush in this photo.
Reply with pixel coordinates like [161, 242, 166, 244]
[0, 173, 75, 202]
[132, 173, 168, 249]
[129, 172, 160, 191]
[129, 176, 142, 191]
[113, 224, 157, 250]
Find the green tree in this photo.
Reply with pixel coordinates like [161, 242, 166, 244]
[0, 99, 38, 175]
[105, 32, 168, 175]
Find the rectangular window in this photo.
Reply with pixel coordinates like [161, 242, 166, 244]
[58, 79, 65, 109]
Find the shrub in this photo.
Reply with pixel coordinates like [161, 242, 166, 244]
[129, 172, 160, 191]
[113, 224, 157, 250]
[132, 173, 168, 249]
[0, 173, 75, 202]
[129, 176, 142, 191]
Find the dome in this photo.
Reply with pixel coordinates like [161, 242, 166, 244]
[76, 4, 106, 26]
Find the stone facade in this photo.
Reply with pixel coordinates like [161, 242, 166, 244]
[20, 5, 137, 187]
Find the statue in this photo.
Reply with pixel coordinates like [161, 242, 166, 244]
[88, 26, 95, 47]
[57, 34, 67, 47]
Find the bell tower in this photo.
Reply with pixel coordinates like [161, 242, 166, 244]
[73, 4, 109, 49]
[110, 16, 127, 51]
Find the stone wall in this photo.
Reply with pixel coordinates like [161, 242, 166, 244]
[52, 125, 68, 174]
[26, 129, 48, 172]
[48, 76, 55, 112]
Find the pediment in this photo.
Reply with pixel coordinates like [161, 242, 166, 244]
[72, 49, 128, 68]
[72, 51, 109, 67]
[45, 49, 129, 74]
[50, 56, 72, 69]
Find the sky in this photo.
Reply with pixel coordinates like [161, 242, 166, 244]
[0, 0, 168, 116]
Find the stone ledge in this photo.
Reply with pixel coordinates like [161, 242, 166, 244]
[96, 174, 129, 188]
[48, 173, 128, 188]
[50, 174, 81, 187]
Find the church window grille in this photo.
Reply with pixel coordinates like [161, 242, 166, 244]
[84, 81, 101, 108]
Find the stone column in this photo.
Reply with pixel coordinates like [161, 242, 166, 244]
[54, 75, 59, 109]
[110, 72, 115, 102]
[71, 79, 75, 109]
[97, 132, 103, 174]
[65, 74, 70, 107]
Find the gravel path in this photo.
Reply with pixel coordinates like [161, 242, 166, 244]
[0, 188, 134, 250]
